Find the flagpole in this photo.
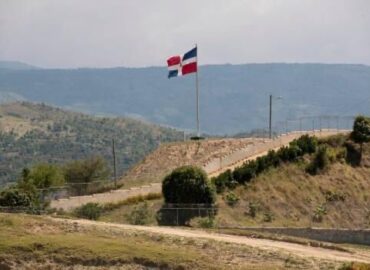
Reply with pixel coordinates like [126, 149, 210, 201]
[195, 43, 200, 137]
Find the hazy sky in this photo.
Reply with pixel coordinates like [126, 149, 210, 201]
[0, 0, 369, 68]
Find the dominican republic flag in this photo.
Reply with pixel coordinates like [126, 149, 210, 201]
[167, 47, 197, 78]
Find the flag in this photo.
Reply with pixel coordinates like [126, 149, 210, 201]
[167, 47, 197, 78]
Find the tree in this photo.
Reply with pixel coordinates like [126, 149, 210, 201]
[27, 164, 65, 189]
[351, 115, 370, 161]
[162, 166, 215, 204]
[63, 156, 110, 195]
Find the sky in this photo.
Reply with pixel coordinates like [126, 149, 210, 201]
[0, 0, 369, 68]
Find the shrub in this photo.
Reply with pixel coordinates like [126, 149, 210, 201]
[232, 160, 257, 184]
[75, 203, 102, 220]
[345, 141, 362, 166]
[224, 192, 239, 207]
[162, 166, 215, 204]
[351, 115, 370, 145]
[294, 134, 318, 154]
[312, 204, 327, 223]
[28, 164, 65, 189]
[189, 216, 216, 228]
[64, 156, 110, 196]
[247, 201, 260, 218]
[319, 134, 347, 148]
[126, 202, 151, 225]
[0, 188, 32, 208]
[306, 145, 330, 175]
[263, 212, 274, 222]
[324, 190, 346, 202]
[212, 170, 235, 193]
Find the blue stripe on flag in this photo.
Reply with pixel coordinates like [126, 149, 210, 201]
[168, 70, 178, 78]
[183, 47, 197, 61]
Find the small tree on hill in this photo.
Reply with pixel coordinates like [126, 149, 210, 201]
[63, 156, 110, 195]
[351, 115, 370, 161]
[162, 166, 215, 204]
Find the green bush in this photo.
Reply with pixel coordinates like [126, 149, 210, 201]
[224, 192, 239, 207]
[64, 156, 110, 196]
[345, 141, 362, 166]
[263, 212, 274, 222]
[189, 216, 216, 228]
[212, 169, 236, 193]
[247, 201, 260, 218]
[75, 203, 102, 220]
[212, 135, 319, 192]
[312, 204, 327, 223]
[306, 145, 330, 175]
[126, 202, 151, 225]
[0, 189, 32, 208]
[351, 115, 370, 145]
[232, 160, 257, 184]
[319, 134, 347, 148]
[294, 134, 318, 154]
[162, 166, 215, 204]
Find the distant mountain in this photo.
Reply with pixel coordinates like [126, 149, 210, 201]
[0, 63, 369, 134]
[0, 61, 40, 70]
[0, 102, 182, 186]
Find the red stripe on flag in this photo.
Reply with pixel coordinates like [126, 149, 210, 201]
[182, 62, 197, 75]
[167, 56, 181, 66]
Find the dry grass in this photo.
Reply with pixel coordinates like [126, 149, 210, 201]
[0, 213, 357, 269]
[216, 159, 370, 229]
[120, 138, 260, 187]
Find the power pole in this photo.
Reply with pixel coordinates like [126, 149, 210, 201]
[269, 94, 272, 139]
[112, 138, 117, 188]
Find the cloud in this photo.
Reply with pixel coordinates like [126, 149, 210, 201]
[0, 0, 369, 68]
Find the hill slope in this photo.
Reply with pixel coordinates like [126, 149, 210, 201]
[215, 139, 370, 229]
[0, 63, 369, 134]
[0, 102, 182, 186]
[120, 138, 263, 187]
[1, 213, 369, 269]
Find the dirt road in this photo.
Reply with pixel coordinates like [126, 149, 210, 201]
[55, 217, 370, 264]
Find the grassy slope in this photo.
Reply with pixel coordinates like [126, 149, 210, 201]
[0, 102, 182, 185]
[216, 145, 370, 228]
[120, 138, 258, 187]
[0, 213, 348, 269]
[101, 141, 370, 229]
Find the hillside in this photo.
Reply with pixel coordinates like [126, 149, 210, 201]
[0, 63, 369, 134]
[0, 102, 182, 186]
[94, 133, 370, 231]
[120, 138, 264, 187]
[1, 213, 369, 269]
[214, 136, 370, 229]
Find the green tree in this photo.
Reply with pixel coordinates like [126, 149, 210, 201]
[162, 166, 215, 204]
[351, 116, 370, 161]
[63, 156, 110, 195]
[28, 164, 65, 189]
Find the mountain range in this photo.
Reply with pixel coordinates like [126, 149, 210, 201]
[0, 61, 369, 134]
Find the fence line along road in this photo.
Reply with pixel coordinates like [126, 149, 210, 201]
[205, 129, 350, 177]
[50, 129, 350, 211]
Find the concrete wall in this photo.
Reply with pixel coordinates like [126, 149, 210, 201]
[229, 227, 370, 246]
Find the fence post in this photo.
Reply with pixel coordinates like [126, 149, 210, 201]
[176, 208, 179, 226]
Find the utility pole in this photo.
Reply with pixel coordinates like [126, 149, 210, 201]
[112, 138, 117, 188]
[269, 94, 272, 139]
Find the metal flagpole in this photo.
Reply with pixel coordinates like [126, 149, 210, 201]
[195, 44, 200, 137]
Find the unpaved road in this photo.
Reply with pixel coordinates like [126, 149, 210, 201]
[55, 217, 370, 264]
